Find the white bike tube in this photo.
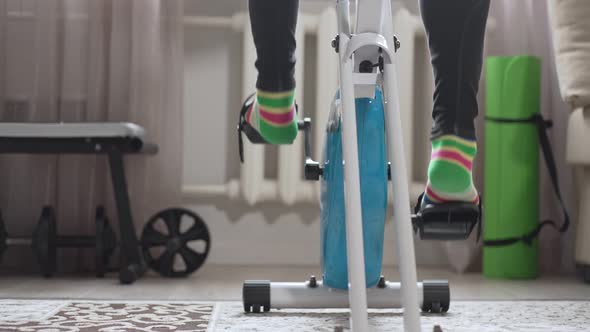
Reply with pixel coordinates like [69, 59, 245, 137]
[339, 43, 370, 332]
[379, 1, 423, 329]
[336, 1, 370, 331]
[270, 281, 424, 309]
[382, 60, 422, 332]
[356, 0, 385, 34]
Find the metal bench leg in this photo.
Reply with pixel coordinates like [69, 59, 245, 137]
[108, 148, 146, 284]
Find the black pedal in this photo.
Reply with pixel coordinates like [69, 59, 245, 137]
[304, 159, 322, 181]
[412, 202, 480, 241]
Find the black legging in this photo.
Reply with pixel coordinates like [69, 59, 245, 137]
[248, 0, 490, 140]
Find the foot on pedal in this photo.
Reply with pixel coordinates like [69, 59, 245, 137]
[237, 92, 299, 162]
[412, 193, 481, 240]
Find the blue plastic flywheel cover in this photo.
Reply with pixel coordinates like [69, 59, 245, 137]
[320, 89, 388, 289]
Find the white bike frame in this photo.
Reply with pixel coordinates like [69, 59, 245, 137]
[242, 1, 431, 331]
[337, 0, 421, 330]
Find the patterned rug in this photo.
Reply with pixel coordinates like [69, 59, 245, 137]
[0, 300, 214, 331]
[212, 301, 590, 332]
[1, 300, 589, 331]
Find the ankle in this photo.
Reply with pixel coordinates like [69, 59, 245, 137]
[256, 89, 295, 109]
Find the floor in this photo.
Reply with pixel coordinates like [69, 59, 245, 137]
[0, 264, 589, 301]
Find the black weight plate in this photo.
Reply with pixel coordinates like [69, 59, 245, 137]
[32, 206, 57, 277]
[0, 211, 7, 262]
[582, 265, 590, 284]
[141, 208, 210, 277]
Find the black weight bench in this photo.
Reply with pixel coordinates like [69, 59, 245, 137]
[0, 122, 156, 284]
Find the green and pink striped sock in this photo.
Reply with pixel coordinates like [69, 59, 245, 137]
[246, 89, 298, 145]
[423, 135, 479, 205]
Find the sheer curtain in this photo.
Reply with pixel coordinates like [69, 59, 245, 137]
[445, 0, 575, 274]
[0, 0, 184, 271]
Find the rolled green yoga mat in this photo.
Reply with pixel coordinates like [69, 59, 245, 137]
[483, 56, 541, 279]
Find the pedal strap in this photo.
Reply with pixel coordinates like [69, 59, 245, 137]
[483, 114, 570, 247]
[237, 94, 269, 163]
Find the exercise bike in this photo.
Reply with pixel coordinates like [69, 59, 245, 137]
[237, 0, 480, 331]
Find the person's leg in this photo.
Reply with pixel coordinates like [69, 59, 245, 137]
[245, 0, 299, 144]
[420, 0, 490, 205]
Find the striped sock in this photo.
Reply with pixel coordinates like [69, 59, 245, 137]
[423, 135, 479, 206]
[245, 89, 298, 145]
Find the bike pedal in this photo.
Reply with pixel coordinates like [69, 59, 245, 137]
[412, 202, 480, 241]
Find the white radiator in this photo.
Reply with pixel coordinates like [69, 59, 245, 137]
[182, 8, 429, 206]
